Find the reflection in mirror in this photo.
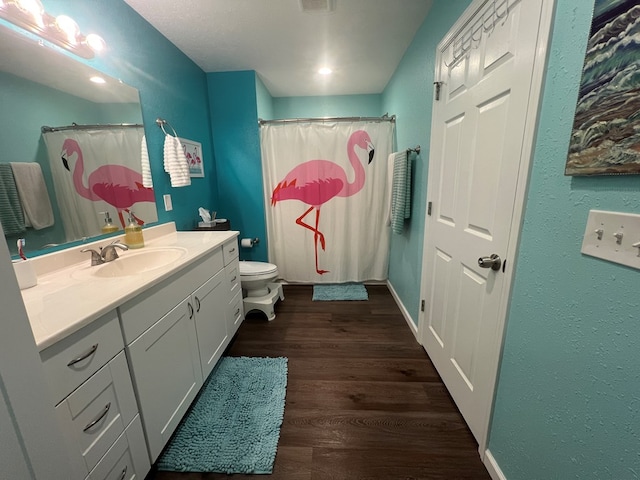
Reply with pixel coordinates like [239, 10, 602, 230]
[0, 25, 158, 257]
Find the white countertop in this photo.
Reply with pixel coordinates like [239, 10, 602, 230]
[20, 223, 238, 351]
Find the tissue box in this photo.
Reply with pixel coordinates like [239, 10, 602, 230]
[195, 220, 230, 231]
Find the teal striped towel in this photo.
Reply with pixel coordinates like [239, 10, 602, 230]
[390, 151, 412, 234]
[0, 164, 26, 235]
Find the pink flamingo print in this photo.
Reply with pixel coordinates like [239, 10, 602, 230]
[271, 130, 374, 275]
[61, 138, 155, 228]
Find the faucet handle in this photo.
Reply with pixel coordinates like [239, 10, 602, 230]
[80, 248, 104, 266]
[101, 243, 129, 262]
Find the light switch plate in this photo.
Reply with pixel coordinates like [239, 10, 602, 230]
[163, 194, 173, 211]
[581, 210, 640, 270]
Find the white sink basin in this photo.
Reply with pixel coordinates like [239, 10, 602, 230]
[91, 247, 188, 278]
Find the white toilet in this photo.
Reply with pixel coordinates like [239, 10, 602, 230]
[239, 261, 284, 321]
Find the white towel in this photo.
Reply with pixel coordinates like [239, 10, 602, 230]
[141, 135, 153, 188]
[9, 162, 54, 230]
[163, 134, 191, 187]
[389, 151, 411, 235]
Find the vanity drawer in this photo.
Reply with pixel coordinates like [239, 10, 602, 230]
[119, 248, 223, 343]
[227, 291, 244, 338]
[222, 239, 239, 266]
[225, 260, 241, 298]
[41, 311, 123, 405]
[87, 415, 149, 480]
[57, 352, 138, 478]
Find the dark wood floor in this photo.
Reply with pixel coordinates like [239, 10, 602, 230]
[146, 284, 491, 480]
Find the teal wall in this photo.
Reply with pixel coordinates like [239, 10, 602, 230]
[488, 1, 640, 478]
[207, 71, 267, 261]
[382, 0, 472, 323]
[273, 94, 382, 119]
[255, 75, 274, 121]
[30, 0, 217, 234]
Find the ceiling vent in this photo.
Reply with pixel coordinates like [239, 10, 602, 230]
[299, 0, 335, 14]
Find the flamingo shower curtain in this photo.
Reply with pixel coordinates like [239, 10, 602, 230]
[261, 120, 394, 283]
[43, 127, 157, 242]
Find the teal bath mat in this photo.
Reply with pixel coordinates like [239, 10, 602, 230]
[312, 282, 368, 301]
[157, 356, 288, 474]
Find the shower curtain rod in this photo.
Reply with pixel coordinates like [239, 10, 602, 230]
[41, 123, 143, 133]
[258, 114, 396, 126]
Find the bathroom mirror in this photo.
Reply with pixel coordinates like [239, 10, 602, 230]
[0, 25, 158, 257]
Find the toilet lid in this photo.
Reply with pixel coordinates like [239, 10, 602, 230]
[239, 261, 278, 276]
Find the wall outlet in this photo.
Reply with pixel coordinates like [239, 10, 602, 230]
[581, 210, 640, 270]
[163, 194, 173, 211]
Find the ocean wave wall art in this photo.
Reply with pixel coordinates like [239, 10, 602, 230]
[565, 0, 640, 175]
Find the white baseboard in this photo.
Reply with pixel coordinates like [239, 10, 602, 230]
[484, 449, 507, 480]
[386, 280, 419, 340]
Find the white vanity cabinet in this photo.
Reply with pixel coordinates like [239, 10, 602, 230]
[222, 238, 244, 341]
[28, 227, 241, 475]
[39, 311, 150, 480]
[119, 245, 230, 462]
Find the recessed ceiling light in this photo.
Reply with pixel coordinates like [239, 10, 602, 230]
[90, 76, 106, 84]
[318, 67, 332, 75]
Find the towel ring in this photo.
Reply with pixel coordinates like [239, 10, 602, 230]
[156, 117, 179, 137]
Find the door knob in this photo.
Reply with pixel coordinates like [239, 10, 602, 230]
[478, 254, 502, 271]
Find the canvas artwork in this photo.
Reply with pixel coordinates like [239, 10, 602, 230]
[180, 138, 204, 177]
[565, 0, 640, 176]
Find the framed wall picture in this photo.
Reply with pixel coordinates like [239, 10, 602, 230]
[565, 0, 640, 176]
[180, 138, 204, 177]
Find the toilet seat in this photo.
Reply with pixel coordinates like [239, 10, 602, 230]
[239, 261, 278, 277]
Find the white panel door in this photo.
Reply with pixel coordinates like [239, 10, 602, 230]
[420, 0, 550, 446]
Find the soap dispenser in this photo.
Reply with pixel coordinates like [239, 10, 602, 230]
[124, 212, 144, 248]
[100, 211, 119, 234]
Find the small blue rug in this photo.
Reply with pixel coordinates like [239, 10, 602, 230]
[312, 282, 368, 301]
[157, 356, 288, 474]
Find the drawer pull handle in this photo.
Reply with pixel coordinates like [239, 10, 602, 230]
[235, 308, 240, 316]
[188, 302, 194, 319]
[228, 247, 236, 254]
[67, 344, 98, 367]
[231, 275, 237, 282]
[83, 402, 111, 432]
[195, 296, 201, 313]
[118, 465, 128, 480]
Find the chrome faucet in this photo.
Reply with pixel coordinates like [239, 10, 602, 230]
[101, 242, 129, 262]
[80, 248, 104, 266]
[81, 242, 129, 266]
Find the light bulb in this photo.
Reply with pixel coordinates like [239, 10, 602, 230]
[55, 15, 79, 44]
[85, 33, 105, 52]
[90, 76, 106, 84]
[15, 0, 44, 27]
[318, 67, 332, 75]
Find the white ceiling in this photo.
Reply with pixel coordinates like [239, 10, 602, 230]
[123, 0, 433, 97]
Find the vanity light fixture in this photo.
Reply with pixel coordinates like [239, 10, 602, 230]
[0, 0, 106, 59]
[89, 76, 106, 84]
